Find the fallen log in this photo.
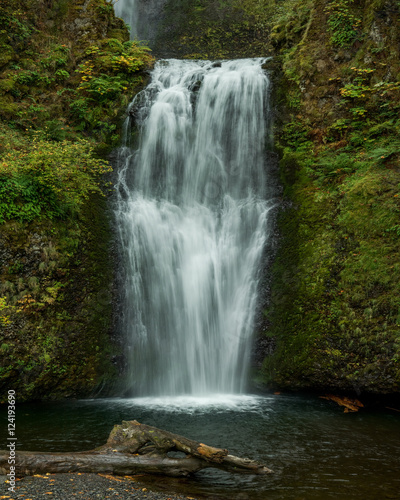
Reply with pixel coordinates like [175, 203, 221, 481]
[0, 420, 272, 478]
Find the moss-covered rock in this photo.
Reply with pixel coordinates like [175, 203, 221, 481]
[154, 0, 275, 59]
[0, 193, 120, 401]
[0, 0, 153, 144]
[150, 0, 400, 395]
[260, 0, 400, 395]
[0, 0, 153, 401]
[1, 0, 399, 400]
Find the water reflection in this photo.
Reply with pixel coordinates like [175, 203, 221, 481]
[1, 393, 399, 499]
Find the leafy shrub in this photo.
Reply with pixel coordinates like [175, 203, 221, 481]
[16, 70, 41, 85]
[77, 74, 128, 101]
[68, 38, 153, 137]
[0, 131, 112, 222]
[76, 39, 153, 82]
[54, 69, 70, 81]
[0, 297, 14, 326]
[0, 175, 63, 222]
[325, 0, 361, 47]
[0, 5, 33, 47]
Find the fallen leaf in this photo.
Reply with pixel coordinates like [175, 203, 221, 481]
[98, 473, 125, 482]
[320, 394, 363, 412]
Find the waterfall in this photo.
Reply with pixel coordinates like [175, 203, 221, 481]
[113, 0, 138, 38]
[115, 58, 275, 396]
[113, 0, 166, 43]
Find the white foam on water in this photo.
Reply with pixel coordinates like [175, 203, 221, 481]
[87, 394, 274, 414]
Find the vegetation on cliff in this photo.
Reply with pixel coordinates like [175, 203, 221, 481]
[262, 0, 400, 394]
[0, 0, 154, 401]
[154, 0, 273, 58]
[1, 0, 399, 400]
[156, 0, 400, 395]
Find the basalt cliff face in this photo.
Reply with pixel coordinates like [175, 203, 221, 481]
[153, 0, 400, 395]
[1, 0, 399, 400]
[0, 0, 153, 401]
[262, 0, 400, 395]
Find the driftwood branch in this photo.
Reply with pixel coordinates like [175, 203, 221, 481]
[0, 420, 272, 478]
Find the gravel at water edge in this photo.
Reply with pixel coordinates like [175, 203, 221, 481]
[0, 472, 200, 500]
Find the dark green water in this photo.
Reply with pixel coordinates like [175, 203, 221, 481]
[1, 393, 399, 499]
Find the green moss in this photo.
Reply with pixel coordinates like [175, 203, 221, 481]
[0, 0, 142, 401]
[155, 0, 275, 58]
[0, 97, 18, 119]
[260, 0, 400, 394]
[264, 115, 400, 391]
[0, 192, 119, 401]
[0, 0, 153, 140]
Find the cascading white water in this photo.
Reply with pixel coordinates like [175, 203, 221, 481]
[116, 58, 275, 396]
[113, 0, 138, 37]
[113, 0, 166, 42]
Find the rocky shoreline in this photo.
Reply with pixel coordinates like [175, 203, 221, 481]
[0, 473, 199, 500]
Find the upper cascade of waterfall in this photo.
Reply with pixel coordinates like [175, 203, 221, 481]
[113, 0, 166, 43]
[114, 0, 138, 38]
[116, 58, 275, 397]
[124, 58, 270, 203]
